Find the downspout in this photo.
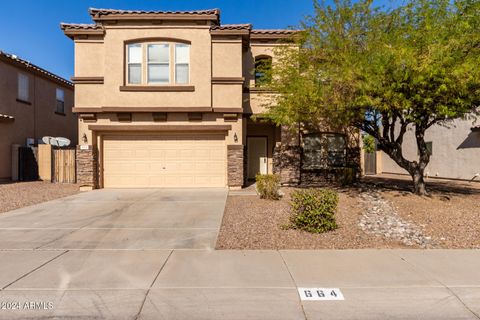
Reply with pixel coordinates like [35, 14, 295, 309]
[33, 74, 36, 142]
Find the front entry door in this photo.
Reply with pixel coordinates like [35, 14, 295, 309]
[247, 137, 267, 179]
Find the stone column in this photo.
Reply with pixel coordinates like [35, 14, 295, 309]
[227, 145, 244, 189]
[277, 146, 301, 185]
[76, 145, 98, 190]
[274, 125, 302, 185]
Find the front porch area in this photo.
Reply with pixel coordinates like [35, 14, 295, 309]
[243, 118, 361, 187]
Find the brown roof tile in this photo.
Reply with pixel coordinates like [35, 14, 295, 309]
[0, 51, 73, 88]
[211, 24, 252, 31]
[60, 23, 104, 31]
[250, 29, 299, 41]
[251, 29, 298, 35]
[89, 8, 220, 22]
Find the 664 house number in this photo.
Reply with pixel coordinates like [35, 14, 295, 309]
[298, 288, 345, 301]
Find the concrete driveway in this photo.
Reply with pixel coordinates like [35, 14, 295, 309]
[1, 189, 479, 319]
[0, 188, 228, 250]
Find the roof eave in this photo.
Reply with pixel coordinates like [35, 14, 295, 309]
[210, 29, 251, 36]
[250, 34, 296, 42]
[62, 29, 105, 40]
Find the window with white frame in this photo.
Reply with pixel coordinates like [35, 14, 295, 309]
[56, 88, 65, 114]
[17, 73, 29, 102]
[175, 43, 189, 84]
[302, 133, 347, 170]
[126, 41, 190, 85]
[147, 44, 170, 84]
[127, 44, 142, 84]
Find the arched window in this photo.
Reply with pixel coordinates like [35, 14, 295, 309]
[126, 40, 190, 85]
[254, 55, 272, 87]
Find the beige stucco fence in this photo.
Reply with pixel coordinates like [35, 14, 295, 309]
[38, 144, 76, 183]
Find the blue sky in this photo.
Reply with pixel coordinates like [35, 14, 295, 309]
[0, 0, 398, 80]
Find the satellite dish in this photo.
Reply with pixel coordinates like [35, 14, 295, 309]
[55, 137, 71, 147]
[41, 136, 70, 147]
[42, 136, 54, 145]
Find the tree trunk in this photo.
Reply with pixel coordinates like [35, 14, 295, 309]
[411, 167, 427, 195]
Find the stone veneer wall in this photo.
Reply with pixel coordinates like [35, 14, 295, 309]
[273, 125, 360, 186]
[273, 145, 301, 185]
[76, 145, 98, 188]
[227, 145, 244, 188]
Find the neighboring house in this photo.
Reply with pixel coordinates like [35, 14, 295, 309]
[0, 51, 76, 181]
[372, 119, 480, 181]
[61, 8, 360, 189]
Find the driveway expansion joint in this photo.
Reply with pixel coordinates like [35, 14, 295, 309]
[1, 250, 69, 290]
[134, 249, 174, 320]
[389, 250, 480, 319]
[278, 251, 308, 320]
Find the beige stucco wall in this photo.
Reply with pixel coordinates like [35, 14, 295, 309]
[381, 118, 480, 180]
[79, 112, 243, 146]
[74, 27, 213, 109]
[106, 27, 211, 108]
[0, 60, 76, 180]
[75, 40, 104, 77]
[212, 40, 242, 78]
[213, 84, 243, 107]
[243, 92, 277, 114]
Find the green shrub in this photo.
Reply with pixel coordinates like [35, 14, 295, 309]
[362, 134, 376, 153]
[256, 174, 281, 200]
[290, 188, 338, 233]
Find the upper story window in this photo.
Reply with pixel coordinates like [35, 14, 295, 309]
[126, 42, 190, 85]
[254, 56, 272, 87]
[175, 44, 189, 84]
[302, 133, 347, 170]
[56, 88, 65, 114]
[127, 44, 142, 84]
[17, 73, 29, 102]
[147, 44, 169, 84]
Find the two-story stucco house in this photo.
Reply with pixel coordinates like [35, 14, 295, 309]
[61, 8, 360, 189]
[0, 51, 76, 181]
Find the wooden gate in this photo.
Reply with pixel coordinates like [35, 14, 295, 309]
[53, 148, 76, 183]
[364, 152, 377, 175]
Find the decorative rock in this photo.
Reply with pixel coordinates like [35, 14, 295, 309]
[358, 187, 433, 248]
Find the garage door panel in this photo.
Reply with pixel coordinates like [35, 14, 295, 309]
[103, 135, 227, 188]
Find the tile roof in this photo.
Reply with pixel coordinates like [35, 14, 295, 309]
[0, 51, 73, 87]
[60, 23, 104, 31]
[211, 24, 252, 31]
[89, 7, 220, 19]
[251, 29, 298, 35]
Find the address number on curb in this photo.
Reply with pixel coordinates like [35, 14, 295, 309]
[298, 288, 344, 301]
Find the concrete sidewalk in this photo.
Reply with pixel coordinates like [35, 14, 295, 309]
[0, 249, 479, 319]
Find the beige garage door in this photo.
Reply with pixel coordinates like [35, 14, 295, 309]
[103, 134, 226, 188]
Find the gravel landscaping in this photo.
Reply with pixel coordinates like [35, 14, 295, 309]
[216, 174, 480, 249]
[0, 181, 79, 214]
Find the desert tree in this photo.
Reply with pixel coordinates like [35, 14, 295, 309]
[263, 0, 480, 195]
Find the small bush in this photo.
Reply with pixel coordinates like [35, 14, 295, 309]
[256, 174, 281, 200]
[290, 188, 338, 233]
